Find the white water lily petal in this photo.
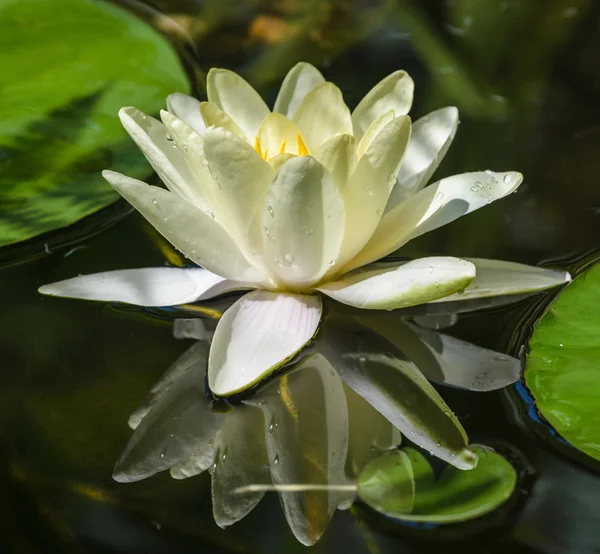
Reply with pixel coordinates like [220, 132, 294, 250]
[356, 313, 521, 391]
[256, 113, 305, 158]
[336, 115, 411, 267]
[352, 70, 414, 138]
[252, 355, 350, 546]
[200, 101, 248, 141]
[434, 258, 572, 303]
[208, 291, 322, 396]
[207, 68, 270, 139]
[39, 267, 256, 307]
[274, 62, 326, 118]
[167, 92, 206, 135]
[212, 406, 269, 528]
[203, 126, 275, 247]
[318, 317, 476, 469]
[314, 134, 356, 188]
[292, 82, 353, 151]
[112, 342, 226, 482]
[118, 107, 206, 207]
[347, 170, 523, 271]
[387, 106, 459, 209]
[319, 257, 475, 310]
[262, 156, 345, 287]
[356, 109, 395, 159]
[102, 171, 265, 283]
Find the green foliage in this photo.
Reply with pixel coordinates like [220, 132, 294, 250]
[0, 0, 189, 246]
[526, 263, 600, 462]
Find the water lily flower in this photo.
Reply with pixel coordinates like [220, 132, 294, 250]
[39, 62, 570, 397]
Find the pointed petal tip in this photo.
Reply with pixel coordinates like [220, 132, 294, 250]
[455, 447, 479, 470]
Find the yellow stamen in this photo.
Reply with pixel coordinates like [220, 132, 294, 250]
[296, 134, 309, 156]
[253, 136, 262, 155]
[278, 139, 286, 155]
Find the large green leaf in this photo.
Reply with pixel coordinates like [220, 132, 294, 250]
[0, 0, 189, 246]
[358, 446, 517, 523]
[525, 262, 600, 461]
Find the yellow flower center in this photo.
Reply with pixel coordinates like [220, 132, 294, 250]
[253, 134, 309, 161]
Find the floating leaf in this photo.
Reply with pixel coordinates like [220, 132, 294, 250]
[525, 263, 600, 461]
[0, 0, 189, 246]
[358, 446, 517, 524]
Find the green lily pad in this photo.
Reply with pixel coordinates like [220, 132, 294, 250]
[0, 0, 189, 247]
[358, 446, 517, 524]
[525, 263, 600, 461]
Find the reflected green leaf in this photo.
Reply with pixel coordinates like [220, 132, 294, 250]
[525, 262, 600, 462]
[358, 446, 517, 523]
[0, 0, 189, 246]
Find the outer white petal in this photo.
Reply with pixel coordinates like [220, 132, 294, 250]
[200, 101, 248, 142]
[318, 316, 476, 469]
[273, 62, 326, 118]
[39, 267, 256, 307]
[166, 92, 206, 135]
[346, 170, 523, 271]
[356, 313, 521, 391]
[118, 107, 206, 208]
[387, 106, 459, 209]
[250, 354, 350, 546]
[102, 171, 265, 283]
[207, 68, 270, 139]
[351, 70, 414, 139]
[335, 115, 412, 268]
[211, 406, 269, 527]
[433, 258, 572, 302]
[292, 82, 353, 151]
[202, 126, 274, 249]
[208, 291, 322, 396]
[261, 156, 345, 287]
[318, 257, 475, 310]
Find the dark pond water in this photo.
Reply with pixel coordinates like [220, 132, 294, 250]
[2, 0, 600, 552]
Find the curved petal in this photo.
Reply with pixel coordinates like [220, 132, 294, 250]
[250, 355, 350, 546]
[317, 316, 476, 469]
[256, 113, 305, 158]
[274, 62, 326, 118]
[346, 170, 523, 271]
[102, 171, 265, 283]
[39, 267, 256, 307]
[335, 116, 412, 268]
[211, 406, 269, 527]
[200, 101, 248, 142]
[118, 107, 206, 208]
[207, 68, 270, 139]
[112, 342, 226, 482]
[261, 156, 345, 287]
[167, 92, 206, 135]
[314, 133, 357, 188]
[351, 70, 414, 138]
[318, 257, 475, 310]
[387, 106, 459, 209]
[433, 258, 572, 303]
[208, 291, 322, 396]
[292, 82, 353, 151]
[356, 313, 521, 391]
[356, 110, 395, 159]
[202, 126, 275, 250]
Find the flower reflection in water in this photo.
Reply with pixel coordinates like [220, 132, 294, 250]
[113, 305, 520, 545]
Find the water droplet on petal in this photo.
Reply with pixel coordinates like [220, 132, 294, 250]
[503, 174, 512, 184]
[282, 253, 293, 267]
[273, 454, 279, 465]
[435, 191, 444, 202]
[267, 204, 274, 217]
[152, 198, 158, 205]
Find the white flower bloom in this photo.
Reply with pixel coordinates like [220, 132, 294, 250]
[39, 62, 570, 396]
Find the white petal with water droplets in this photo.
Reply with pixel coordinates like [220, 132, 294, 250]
[292, 82, 353, 151]
[346, 170, 523, 271]
[102, 171, 265, 283]
[207, 68, 270, 139]
[433, 258, 572, 303]
[261, 156, 345, 287]
[167, 92, 206, 135]
[118, 107, 206, 208]
[387, 106, 459, 209]
[318, 257, 475, 310]
[274, 62, 326, 118]
[352, 70, 414, 138]
[208, 291, 322, 396]
[39, 267, 256, 307]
